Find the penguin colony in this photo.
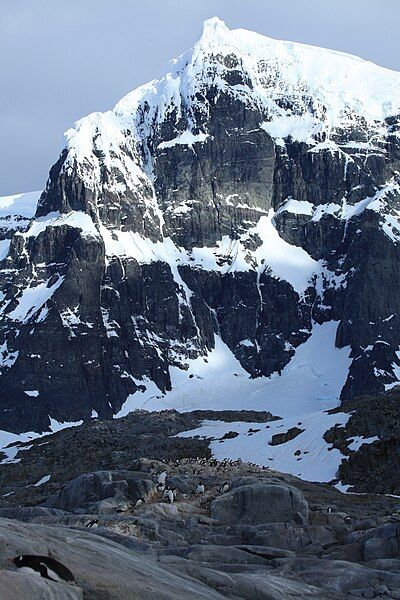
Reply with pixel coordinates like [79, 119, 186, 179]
[131, 457, 254, 509]
[149, 458, 254, 504]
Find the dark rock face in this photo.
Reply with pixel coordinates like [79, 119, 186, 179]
[269, 426, 304, 446]
[0, 21, 400, 435]
[325, 387, 400, 494]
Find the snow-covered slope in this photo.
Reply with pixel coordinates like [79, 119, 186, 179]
[0, 191, 40, 220]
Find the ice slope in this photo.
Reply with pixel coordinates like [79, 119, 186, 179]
[117, 321, 351, 416]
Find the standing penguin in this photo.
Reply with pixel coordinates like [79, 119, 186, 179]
[196, 482, 205, 495]
[219, 482, 229, 494]
[164, 488, 175, 503]
[157, 471, 167, 486]
[84, 518, 98, 528]
[11, 555, 75, 583]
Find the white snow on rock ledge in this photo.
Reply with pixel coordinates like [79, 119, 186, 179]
[7, 276, 65, 323]
[158, 131, 209, 150]
[25, 211, 99, 239]
[33, 474, 51, 487]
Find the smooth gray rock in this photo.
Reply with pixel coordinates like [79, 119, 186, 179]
[0, 571, 82, 600]
[237, 522, 337, 551]
[44, 471, 156, 511]
[165, 556, 343, 598]
[210, 482, 309, 525]
[364, 537, 396, 562]
[0, 517, 224, 599]
[278, 556, 400, 595]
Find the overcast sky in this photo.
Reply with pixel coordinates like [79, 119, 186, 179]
[1, 0, 399, 195]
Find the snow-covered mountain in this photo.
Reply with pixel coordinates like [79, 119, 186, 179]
[1, 18, 400, 483]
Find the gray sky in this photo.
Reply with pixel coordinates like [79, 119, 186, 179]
[1, 0, 399, 196]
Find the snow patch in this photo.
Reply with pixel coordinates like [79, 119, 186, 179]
[347, 436, 379, 451]
[8, 276, 65, 323]
[26, 211, 99, 239]
[158, 131, 209, 150]
[0, 191, 41, 219]
[116, 321, 351, 482]
[118, 321, 350, 417]
[277, 199, 314, 216]
[33, 474, 51, 487]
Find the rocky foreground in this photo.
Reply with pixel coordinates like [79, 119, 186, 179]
[0, 412, 400, 598]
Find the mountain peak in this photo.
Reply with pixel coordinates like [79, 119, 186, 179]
[201, 16, 229, 38]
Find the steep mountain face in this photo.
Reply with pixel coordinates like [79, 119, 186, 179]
[1, 18, 400, 435]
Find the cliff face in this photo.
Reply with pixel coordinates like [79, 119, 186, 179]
[1, 18, 400, 433]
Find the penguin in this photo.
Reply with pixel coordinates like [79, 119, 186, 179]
[84, 518, 98, 528]
[134, 497, 144, 508]
[162, 487, 177, 503]
[157, 471, 167, 486]
[195, 483, 205, 495]
[219, 482, 229, 494]
[11, 555, 75, 583]
[157, 483, 165, 493]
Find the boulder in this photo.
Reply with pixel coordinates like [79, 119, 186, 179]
[364, 537, 397, 562]
[43, 471, 156, 511]
[210, 482, 309, 525]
